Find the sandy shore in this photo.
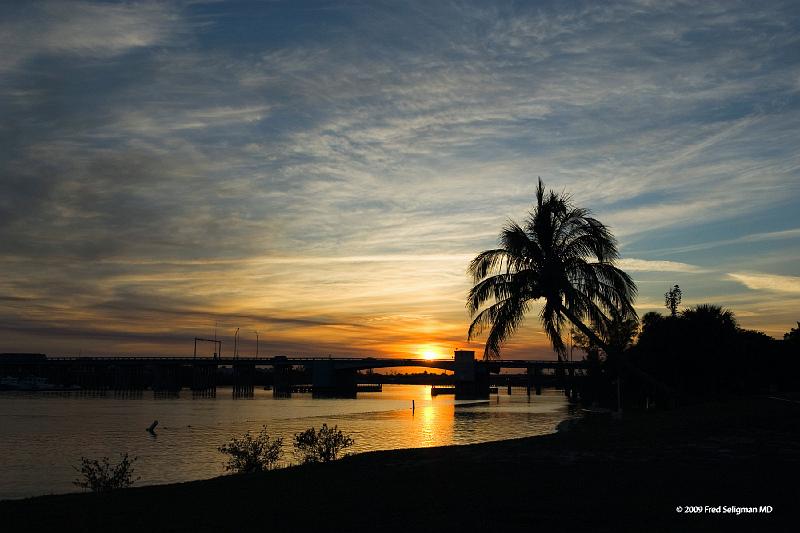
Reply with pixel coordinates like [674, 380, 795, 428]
[2, 395, 798, 532]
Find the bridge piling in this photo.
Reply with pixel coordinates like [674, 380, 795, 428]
[564, 366, 575, 399]
[233, 363, 255, 397]
[153, 364, 181, 393]
[526, 367, 532, 396]
[273, 363, 292, 397]
[191, 364, 216, 393]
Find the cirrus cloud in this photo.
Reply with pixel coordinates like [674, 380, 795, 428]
[728, 272, 800, 294]
[617, 258, 708, 273]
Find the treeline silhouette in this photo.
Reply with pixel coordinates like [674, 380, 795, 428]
[595, 305, 799, 408]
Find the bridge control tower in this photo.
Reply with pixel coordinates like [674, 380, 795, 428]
[454, 350, 490, 400]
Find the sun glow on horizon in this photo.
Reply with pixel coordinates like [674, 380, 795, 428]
[418, 344, 445, 360]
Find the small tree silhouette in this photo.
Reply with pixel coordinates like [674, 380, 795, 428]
[218, 426, 284, 474]
[293, 424, 354, 463]
[73, 453, 139, 493]
[785, 322, 800, 345]
[664, 284, 682, 317]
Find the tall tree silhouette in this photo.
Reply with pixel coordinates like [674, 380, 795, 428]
[664, 284, 682, 317]
[467, 178, 637, 360]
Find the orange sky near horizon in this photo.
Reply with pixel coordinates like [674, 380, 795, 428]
[3, 250, 797, 361]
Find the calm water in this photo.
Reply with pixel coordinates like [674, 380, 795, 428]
[0, 385, 577, 500]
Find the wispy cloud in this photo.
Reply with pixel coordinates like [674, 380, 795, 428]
[728, 272, 800, 294]
[0, 2, 181, 72]
[617, 259, 707, 273]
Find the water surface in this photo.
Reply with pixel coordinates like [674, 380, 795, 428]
[0, 385, 576, 500]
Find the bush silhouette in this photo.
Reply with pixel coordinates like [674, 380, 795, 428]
[294, 424, 354, 463]
[73, 453, 138, 493]
[218, 426, 284, 473]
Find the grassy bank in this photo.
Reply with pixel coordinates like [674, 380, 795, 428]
[2, 396, 798, 532]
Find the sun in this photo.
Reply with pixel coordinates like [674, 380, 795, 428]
[418, 345, 442, 360]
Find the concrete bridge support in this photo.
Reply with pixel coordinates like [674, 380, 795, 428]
[45, 363, 72, 389]
[75, 364, 106, 391]
[273, 363, 292, 397]
[310, 360, 357, 398]
[564, 367, 575, 400]
[526, 366, 542, 396]
[40, 363, 69, 389]
[191, 364, 216, 393]
[454, 350, 489, 400]
[152, 364, 181, 392]
[111, 365, 146, 391]
[233, 363, 255, 397]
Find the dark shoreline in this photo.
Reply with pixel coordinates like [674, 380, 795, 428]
[3, 395, 798, 532]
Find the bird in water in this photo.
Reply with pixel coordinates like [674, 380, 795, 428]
[146, 420, 158, 434]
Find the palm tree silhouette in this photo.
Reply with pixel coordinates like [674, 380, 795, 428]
[681, 304, 737, 331]
[467, 178, 637, 361]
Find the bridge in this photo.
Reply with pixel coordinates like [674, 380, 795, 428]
[0, 351, 589, 400]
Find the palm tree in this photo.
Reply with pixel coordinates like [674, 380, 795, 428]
[467, 178, 637, 361]
[680, 304, 737, 332]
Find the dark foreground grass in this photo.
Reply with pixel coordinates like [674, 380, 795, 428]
[2, 395, 799, 532]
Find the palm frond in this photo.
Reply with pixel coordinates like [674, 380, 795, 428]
[467, 297, 528, 359]
[467, 249, 511, 282]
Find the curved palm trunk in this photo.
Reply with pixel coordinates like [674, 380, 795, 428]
[556, 304, 679, 404]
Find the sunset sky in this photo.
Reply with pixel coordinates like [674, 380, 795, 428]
[1, 0, 799, 359]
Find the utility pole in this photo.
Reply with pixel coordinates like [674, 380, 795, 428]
[234, 328, 239, 359]
[253, 331, 259, 357]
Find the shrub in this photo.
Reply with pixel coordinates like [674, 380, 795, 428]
[293, 423, 354, 464]
[218, 426, 284, 473]
[73, 453, 139, 493]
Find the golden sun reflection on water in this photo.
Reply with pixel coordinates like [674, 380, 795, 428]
[418, 397, 454, 448]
